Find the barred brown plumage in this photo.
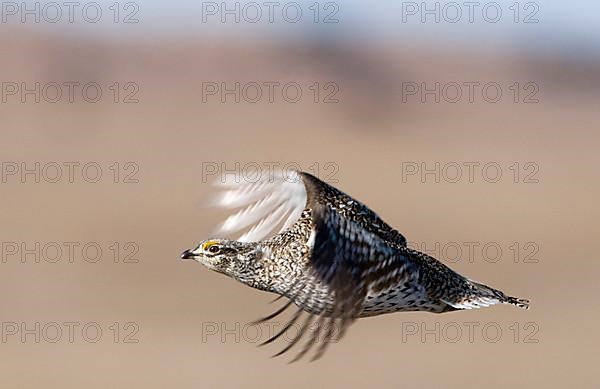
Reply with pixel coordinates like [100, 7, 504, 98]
[181, 170, 530, 361]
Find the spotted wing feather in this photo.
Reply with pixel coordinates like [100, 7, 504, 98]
[267, 172, 417, 360]
[306, 200, 418, 339]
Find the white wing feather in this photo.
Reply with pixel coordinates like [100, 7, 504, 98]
[442, 297, 501, 309]
[211, 170, 307, 242]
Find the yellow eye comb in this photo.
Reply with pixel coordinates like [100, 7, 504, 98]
[202, 240, 218, 250]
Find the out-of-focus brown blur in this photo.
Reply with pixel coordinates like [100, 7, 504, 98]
[1, 1, 598, 388]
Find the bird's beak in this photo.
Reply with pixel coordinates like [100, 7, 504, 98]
[180, 249, 196, 260]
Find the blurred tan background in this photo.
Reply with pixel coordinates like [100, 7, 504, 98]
[0, 1, 599, 388]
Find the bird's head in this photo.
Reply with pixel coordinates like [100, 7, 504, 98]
[181, 239, 261, 280]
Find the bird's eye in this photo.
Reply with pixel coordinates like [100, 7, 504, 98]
[208, 245, 221, 254]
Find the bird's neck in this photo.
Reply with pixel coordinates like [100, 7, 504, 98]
[257, 244, 309, 296]
[230, 247, 274, 292]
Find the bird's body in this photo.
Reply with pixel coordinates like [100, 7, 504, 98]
[247, 209, 451, 316]
[182, 170, 529, 360]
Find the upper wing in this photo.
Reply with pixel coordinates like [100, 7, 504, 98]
[211, 170, 407, 247]
[210, 170, 307, 242]
[301, 172, 408, 248]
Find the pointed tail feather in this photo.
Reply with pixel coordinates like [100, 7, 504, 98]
[444, 281, 531, 310]
[504, 296, 530, 310]
[471, 281, 530, 310]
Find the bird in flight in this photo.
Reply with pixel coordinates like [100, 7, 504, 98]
[182, 170, 529, 362]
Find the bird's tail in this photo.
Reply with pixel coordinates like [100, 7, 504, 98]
[443, 281, 530, 310]
[503, 295, 530, 310]
[470, 281, 530, 310]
